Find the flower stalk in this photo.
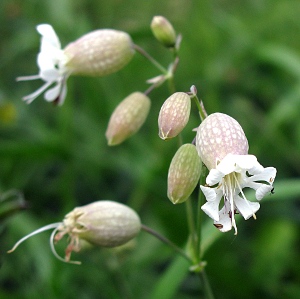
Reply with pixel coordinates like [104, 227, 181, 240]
[133, 44, 167, 74]
[141, 224, 192, 262]
[188, 85, 207, 121]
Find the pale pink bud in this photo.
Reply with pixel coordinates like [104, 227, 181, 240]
[168, 144, 202, 204]
[196, 113, 248, 170]
[105, 92, 151, 146]
[64, 29, 135, 76]
[158, 92, 191, 140]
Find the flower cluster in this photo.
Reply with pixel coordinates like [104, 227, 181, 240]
[13, 17, 279, 275]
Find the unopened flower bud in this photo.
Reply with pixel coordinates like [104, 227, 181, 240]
[151, 16, 176, 48]
[64, 29, 135, 77]
[59, 201, 141, 248]
[158, 92, 191, 140]
[8, 200, 141, 264]
[168, 144, 202, 204]
[106, 92, 151, 146]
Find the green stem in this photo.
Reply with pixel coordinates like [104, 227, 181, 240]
[200, 269, 215, 299]
[196, 165, 207, 259]
[167, 56, 179, 94]
[167, 75, 176, 94]
[189, 86, 208, 121]
[192, 95, 207, 121]
[134, 44, 168, 74]
[185, 198, 198, 263]
[141, 224, 192, 262]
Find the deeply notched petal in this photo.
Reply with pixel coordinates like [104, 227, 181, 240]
[214, 204, 233, 232]
[200, 186, 222, 221]
[37, 24, 61, 50]
[234, 195, 260, 220]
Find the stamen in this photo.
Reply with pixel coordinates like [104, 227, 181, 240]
[7, 222, 61, 253]
[224, 174, 238, 234]
[50, 227, 81, 265]
[22, 81, 54, 103]
[16, 75, 41, 81]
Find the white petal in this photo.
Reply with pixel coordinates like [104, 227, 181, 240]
[201, 201, 220, 221]
[248, 167, 277, 183]
[243, 167, 277, 200]
[234, 195, 260, 220]
[39, 68, 60, 82]
[37, 24, 61, 49]
[216, 154, 236, 174]
[234, 155, 259, 172]
[37, 52, 61, 76]
[256, 184, 273, 201]
[247, 162, 264, 175]
[44, 83, 61, 102]
[206, 169, 224, 186]
[200, 185, 217, 202]
[57, 80, 67, 105]
[200, 185, 223, 221]
[214, 206, 232, 232]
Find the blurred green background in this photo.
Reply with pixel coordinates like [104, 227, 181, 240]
[1, 0, 300, 298]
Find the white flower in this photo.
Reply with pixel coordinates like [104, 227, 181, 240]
[200, 154, 276, 234]
[17, 24, 135, 106]
[196, 112, 277, 234]
[17, 24, 69, 105]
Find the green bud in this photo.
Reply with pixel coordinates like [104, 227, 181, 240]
[106, 92, 151, 146]
[64, 29, 135, 76]
[158, 92, 191, 140]
[168, 144, 202, 204]
[151, 16, 176, 48]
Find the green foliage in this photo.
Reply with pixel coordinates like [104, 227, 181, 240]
[1, 0, 300, 298]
